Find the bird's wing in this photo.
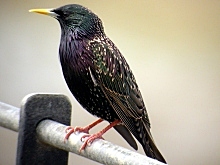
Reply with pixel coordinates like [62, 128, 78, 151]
[89, 37, 166, 163]
[89, 37, 151, 132]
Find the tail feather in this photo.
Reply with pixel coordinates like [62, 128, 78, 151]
[142, 121, 166, 164]
[114, 124, 138, 150]
[108, 99, 166, 163]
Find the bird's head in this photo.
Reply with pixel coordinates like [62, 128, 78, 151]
[29, 4, 104, 38]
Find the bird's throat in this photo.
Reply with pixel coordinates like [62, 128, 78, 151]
[59, 29, 93, 74]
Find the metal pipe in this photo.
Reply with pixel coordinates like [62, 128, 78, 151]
[0, 101, 166, 165]
[0, 102, 19, 131]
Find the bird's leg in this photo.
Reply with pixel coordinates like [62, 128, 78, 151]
[65, 118, 103, 140]
[79, 119, 121, 151]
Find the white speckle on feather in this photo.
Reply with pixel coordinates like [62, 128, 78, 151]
[89, 67, 98, 86]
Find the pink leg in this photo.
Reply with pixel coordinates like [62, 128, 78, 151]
[79, 119, 121, 152]
[64, 118, 103, 140]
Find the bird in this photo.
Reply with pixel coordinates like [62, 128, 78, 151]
[29, 4, 166, 163]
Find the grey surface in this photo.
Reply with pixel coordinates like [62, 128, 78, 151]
[38, 120, 165, 165]
[0, 100, 165, 165]
[16, 93, 71, 165]
[0, 102, 19, 132]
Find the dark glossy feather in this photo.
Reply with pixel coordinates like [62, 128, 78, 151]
[90, 36, 149, 122]
[52, 4, 166, 163]
[88, 36, 166, 163]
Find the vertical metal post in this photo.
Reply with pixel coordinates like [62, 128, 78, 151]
[16, 93, 72, 165]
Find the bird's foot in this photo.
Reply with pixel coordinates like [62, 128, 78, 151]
[64, 126, 89, 141]
[79, 119, 121, 151]
[64, 118, 103, 141]
[79, 132, 105, 152]
[64, 119, 120, 152]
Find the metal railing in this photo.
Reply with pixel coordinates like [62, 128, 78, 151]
[0, 93, 166, 165]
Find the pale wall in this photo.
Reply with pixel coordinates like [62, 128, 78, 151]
[0, 1, 219, 165]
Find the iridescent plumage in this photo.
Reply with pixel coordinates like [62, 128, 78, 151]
[31, 4, 166, 163]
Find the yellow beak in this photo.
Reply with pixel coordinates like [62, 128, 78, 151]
[29, 8, 58, 17]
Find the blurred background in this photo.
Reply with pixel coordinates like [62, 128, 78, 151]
[0, 0, 219, 164]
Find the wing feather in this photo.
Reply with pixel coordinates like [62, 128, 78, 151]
[90, 36, 150, 125]
[89, 37, 166, 163]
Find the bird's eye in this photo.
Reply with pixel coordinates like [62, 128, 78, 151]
[61, 11, 68, 17]
[53, 10, 68, 17]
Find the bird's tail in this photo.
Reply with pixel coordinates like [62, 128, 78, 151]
[141, 121, 166, 164]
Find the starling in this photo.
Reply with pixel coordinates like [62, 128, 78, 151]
[29, 4, 166, 163]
